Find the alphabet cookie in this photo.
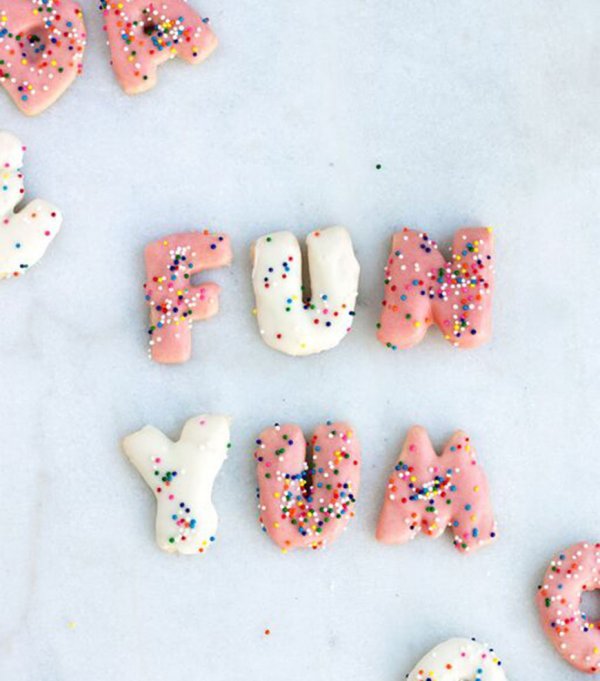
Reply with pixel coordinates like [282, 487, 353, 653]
[100, 0, 218, 95]
[252, 227, 360, 356]
[143, 230, 232, 364]
[376, 426, 496, 553]
[377, 227, 494, 350]
[122, 415, 230, 554]
[0, 0, 86, 116]
[254, 421, 361, 552]
[407, 638, 507, 680]
[0, 132, 62, 279]
[537, 541, 600, 673]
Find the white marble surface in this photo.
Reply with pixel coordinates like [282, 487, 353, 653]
[1, 1, 600, 679]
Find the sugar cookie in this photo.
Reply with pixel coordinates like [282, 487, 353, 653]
[143, 230, 232, 364]
[537, 541, 600, 673]
[100, 0, 218, 95]
[251, 227, 360, 356]
[123, 415, 230, 554]
[377, 227, 494, 350]
[0, 0, 86, 116]
[407, 638, 507, 680]
[254, 421, 361, 552]
[0, 132, 62, 279]
[376, 426, 496, 553]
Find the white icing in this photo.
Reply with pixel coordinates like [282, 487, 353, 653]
[0, 131, 63, 279]
[251, 226, 360, 356]
[122, 415, 230, 555]
[407, 638, 507, 680]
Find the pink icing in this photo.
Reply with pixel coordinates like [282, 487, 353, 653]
[376, 426, 496, 553]
[377, 227, 494, 350]
[254, 422, 361, 552]
[143, 231, 232, 364]
[0, 0, 87, 116]
[100, 0, 218, 94]
[537, 542, 600, 674]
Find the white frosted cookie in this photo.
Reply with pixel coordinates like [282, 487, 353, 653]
[251, 226, 360, 356]
[0, 132, 62, 279]
[407, 638, 507, 680]
[123, 415, 230, 555]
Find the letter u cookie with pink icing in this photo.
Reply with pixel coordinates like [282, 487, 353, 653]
[378, 227, 494, 350]
[254, 421, 361, 552]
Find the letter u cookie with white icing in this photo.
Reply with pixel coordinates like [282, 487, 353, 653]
[0, 132, 62, 279]
[254, 421, 361, 552]
[251, 226, 360, 356]
[407, 638, 508, 680]
[123, 415, 230, 554]
[376, 426, 497, 553]
[0, 0, 86, 115]
[100, 0, 218, 94]
[377, 227, 494, 350]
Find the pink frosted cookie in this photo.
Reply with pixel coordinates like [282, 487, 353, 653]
[0, 0, 86, 116]
[143, 231, 232, 364]
[100, 0, 218, 95]
[376, 426, 496, 553]
[377, 227, 494, 350]
[0, 132, 62, 279]
[537, 542, 600, 673]
[254, 421, 361, 552]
